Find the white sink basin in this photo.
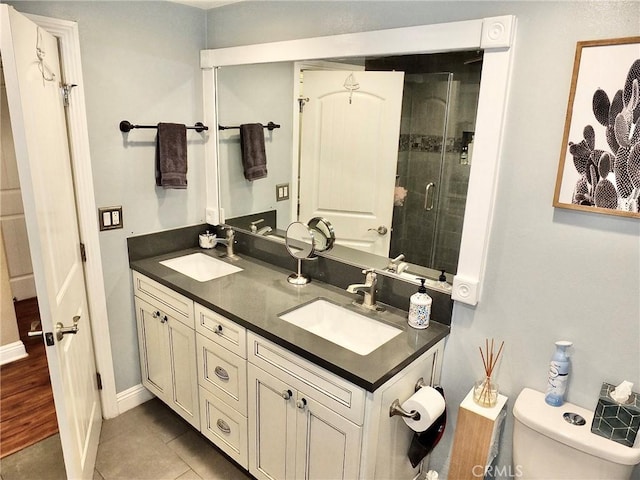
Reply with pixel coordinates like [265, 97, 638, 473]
[279, 299, 402, 355]
[160, 253, 242, 282]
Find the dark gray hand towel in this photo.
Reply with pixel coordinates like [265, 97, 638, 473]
[156, 122, 187, 189]
[240, 123, 268, 181]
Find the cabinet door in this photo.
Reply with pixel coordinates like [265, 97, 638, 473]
[295, 393, 362, 480]
[248, 364, 296, 480]
[135, 297, 170, 400]
[167, 317, 200, 429]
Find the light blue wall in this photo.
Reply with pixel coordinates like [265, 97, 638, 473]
[207, 2, 640, 478]
[6, 1, 638, 477]
[7, 1, 207, 392]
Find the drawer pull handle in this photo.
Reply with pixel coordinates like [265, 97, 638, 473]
[214, 366, 229, 381]
[296, 398, 307, 410]
[216, 419, 231, 434]
[282, 389, 292, 400]
[215, 324, 223, 335]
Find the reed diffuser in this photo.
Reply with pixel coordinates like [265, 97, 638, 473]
[473, 338, 504, 407]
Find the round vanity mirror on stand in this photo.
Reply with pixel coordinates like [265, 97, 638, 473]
[285, 222, 316, 285]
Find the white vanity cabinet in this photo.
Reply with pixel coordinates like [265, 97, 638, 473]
[132, 271, 446, 480]
[132, 272, 200, 429]
[195, 304, 249, 468]
[247, 333, 365, 480]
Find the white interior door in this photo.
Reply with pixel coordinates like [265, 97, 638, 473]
[1, 6, 101, 479]
[299, 70, 404, 256]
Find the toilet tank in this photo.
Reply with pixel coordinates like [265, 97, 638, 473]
[513, 388, 640, 480]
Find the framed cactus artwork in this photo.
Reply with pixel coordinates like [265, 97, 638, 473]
[553, 36, 640, 218]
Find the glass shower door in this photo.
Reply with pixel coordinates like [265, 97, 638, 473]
[390, 71, 476, 275]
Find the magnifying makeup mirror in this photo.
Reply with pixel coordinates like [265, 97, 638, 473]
[307, 217, 335, 253]
[284, 217, 335, 285]
[285, 221, 315, 285]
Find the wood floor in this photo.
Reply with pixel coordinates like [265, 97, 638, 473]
[0, 298, 58, 458]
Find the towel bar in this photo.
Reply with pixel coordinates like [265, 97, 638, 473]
[119, 120, 208, 133]
[218, 122, 280, 131]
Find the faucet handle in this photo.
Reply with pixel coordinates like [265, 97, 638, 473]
[362, 268, 377, 283]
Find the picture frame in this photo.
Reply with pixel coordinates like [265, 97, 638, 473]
[553, 37, 640, 218]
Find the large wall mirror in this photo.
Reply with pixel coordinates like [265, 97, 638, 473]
[202, 16, 516, 305]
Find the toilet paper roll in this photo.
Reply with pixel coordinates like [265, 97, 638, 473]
[402, 386, 446, 432]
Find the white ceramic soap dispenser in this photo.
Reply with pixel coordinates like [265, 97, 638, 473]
[408, 278, 432, 329]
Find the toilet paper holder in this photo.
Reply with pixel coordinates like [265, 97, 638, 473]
[389, 377, 430, 419]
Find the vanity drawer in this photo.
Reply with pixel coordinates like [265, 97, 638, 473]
[197, 332, 247, 415]
[132, 272, 194, 328]
[195, 304, 246, 358]
[247, 332, 366, 425]
[199, 386, 248, 469]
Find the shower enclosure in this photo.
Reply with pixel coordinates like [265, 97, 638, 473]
[389, 68, 481, 274]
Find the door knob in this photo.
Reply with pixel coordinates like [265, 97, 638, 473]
[56, 315, 80, 341]
[368, 226, 388, 235]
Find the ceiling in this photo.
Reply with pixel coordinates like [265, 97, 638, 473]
[167, 0, 242, 9]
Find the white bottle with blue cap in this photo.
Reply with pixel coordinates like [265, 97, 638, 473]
[545, 340, 573, 406]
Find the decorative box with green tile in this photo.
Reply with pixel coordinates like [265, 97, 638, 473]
[591, 382, 640, 447]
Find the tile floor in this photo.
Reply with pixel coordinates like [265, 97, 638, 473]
[0, 398, 253, 480]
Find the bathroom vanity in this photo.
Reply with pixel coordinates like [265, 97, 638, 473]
[129, 242, 449, 479]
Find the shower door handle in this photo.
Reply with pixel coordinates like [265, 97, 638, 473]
[424, 183, 436, 211]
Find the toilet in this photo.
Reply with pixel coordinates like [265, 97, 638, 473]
[513, 388, 640, 479]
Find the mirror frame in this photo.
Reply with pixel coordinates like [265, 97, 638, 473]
[201, 15, 517, 305]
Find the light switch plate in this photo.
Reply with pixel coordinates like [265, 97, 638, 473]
[98, 206, 123, 231]
[276, 183, 290, 201]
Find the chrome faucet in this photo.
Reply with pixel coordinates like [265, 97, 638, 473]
[250, 219, 273, 236]
[386, 254, 408, 273]
[250, 219, 264, 233]
[216, 228, 237, 259]
[347, 269, 384, 311]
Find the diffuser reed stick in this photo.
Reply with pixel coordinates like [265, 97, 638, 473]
[474, 338, 504, 407]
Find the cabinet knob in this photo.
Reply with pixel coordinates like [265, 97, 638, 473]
[216, 418, 231, 435]
[296, 398, 307, 410]
[281, 389, 292, 400]
[161, 315, 168, 324]
[214, 366, 229, 381]
[215, 324, 223, 335]
[153, 310, 161, 318]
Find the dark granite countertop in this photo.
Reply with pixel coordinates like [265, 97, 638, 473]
[130, 247, 449, 392]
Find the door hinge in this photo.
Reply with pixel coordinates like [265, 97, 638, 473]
[96, 372, 103, 390]
[61, 83, 77, 107]
[80, 242, 87, 262]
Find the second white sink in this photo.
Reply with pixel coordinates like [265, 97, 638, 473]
[160, 253, 242, 282]
[279, 299, 402, 355]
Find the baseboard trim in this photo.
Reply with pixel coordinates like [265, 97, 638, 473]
[116, 384, 154, 415]
[0, 341, 28, 366]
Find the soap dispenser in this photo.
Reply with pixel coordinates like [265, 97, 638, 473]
[408, 278, 432, 329]
[437, 269, 452, 292]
